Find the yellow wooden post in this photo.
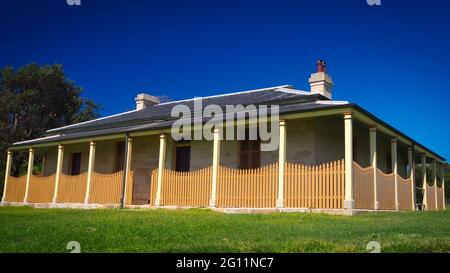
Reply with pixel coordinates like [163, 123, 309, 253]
[343, 112, 354, 209]
[210, 128, 221, 207]
[432, 160, 438, 210]
[84, 141, 96, 205]
[122, 137, 133, 206]
[276, 120, 286, 208]
[421, 154, 427, 210]
[1, 150, 13, 203]
[23, 148, 35, 203]
[155, 134, 166, 206]
[369, 126, 378, 210]
[52, 145, 64, 204]
[391, 138, 399, 210]
[407, 146, 415, 210]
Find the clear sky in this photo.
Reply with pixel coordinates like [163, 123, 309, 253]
[1, 0, 449, 160]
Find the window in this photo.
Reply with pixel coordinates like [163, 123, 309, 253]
[175, 146, 191, 172]
[114, 141, 125, 172]
[70, 153, 82, 176]
[238, 139, 261, 169]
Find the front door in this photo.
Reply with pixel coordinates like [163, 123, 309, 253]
[175, 146, 191, 172]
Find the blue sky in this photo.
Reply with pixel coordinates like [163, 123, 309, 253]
[1, 0, 449, 159]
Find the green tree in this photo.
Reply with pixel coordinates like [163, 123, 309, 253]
[0, 63, 100, 195]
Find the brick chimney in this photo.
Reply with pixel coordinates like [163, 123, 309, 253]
[135, 93, 160, 110]
[309, 60, 334, 99]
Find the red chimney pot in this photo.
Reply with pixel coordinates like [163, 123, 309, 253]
[317, 60, 326, 73]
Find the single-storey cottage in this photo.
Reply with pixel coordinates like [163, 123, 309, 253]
[2, 61, 446, 214]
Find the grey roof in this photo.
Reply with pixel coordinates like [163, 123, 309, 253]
[46, 85, 323, 135]
[14, 85, 350, 146]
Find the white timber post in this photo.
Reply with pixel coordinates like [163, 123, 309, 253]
[421, 154, 427, 210]
[276, 119, 287, 208]
[369, 126, 378, 210]
[407, 146, 415, 210]
[432, 160, 438, 210]
[441, 165, 446, 209]
[210, 128, 221, 207]
[391, 138, 399, 210]
[52, 145, 64, 204]
[2, 150, 13, 202]
[23, 148, 35, 203]
[84, 141, 96, 205]
[344, 112, 354, 210]
[155, 134, 166, 206]
[122, 137, 133, 207]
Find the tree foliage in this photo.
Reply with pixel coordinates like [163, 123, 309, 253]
[0, 63, 100, 192]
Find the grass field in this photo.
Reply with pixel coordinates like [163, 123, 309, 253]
[0, 206, 449, 253]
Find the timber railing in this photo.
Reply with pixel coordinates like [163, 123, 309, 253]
[285, 160, 345, 209]
[217, 163, 278, 208]
[376, 169, 396, 210]
[4, 176, 26, 202]
[149, 169, 158, 205]
[426, 184, 436, 211]
[436, 186, 444, 210]
[57, 173, 87, 203]
[159, 167, 212, 207]
[397, 174, 413, 210]
[353, 163, 374, 210]
[27, 175, 56, 203]
[89, 171, 124, 204]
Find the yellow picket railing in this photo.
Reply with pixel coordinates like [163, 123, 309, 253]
[57, 173, 87, 203]
[377, 169, 396, 210]
[436, 186, 444, 210]
[285, 160, 345, 209]
[27, 175, 56, 203]
[4, 176, 27, 202]
[426, 184, 437, 211]
[89, 171, 123, 204]
[217, 163, 278, 208]
[149, 169, 158, 205]
[160, 167, 212, 207]
[353, 163, 374, 210]
[397, 174, 413, 210]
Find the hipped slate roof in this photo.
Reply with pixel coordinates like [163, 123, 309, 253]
[12, 85, 446, 161]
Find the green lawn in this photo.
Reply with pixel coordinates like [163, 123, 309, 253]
[0, 206, 449, 253]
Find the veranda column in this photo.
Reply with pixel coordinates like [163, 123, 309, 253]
[344, 112, 354, 209]
[421, 154, 427, 210]
[23, 148, 35, 203]
[155, 134, 166, 206]
[407, 146, 415, 210]
[391, 139, 399, 210]
[441, 165, 446, 209]
[276, 120, 287, 208]
[84, 141, 96, 205]
[120, 135, 133, 208]
[369, 126, 378, 210]
[52, 145, 64, 204]
[209, 128, 221, 207]
[432, 160, 438, 210]
[1, 150, 13, 202]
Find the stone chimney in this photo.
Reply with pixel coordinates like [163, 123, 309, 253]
[135, 93, 160, 110]
[308, 60, 334, 99]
